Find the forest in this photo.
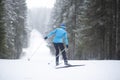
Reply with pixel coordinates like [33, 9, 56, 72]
[50, 0, 120, 60]
[0, 0, 120, 60]
[0, 0, 27, 59]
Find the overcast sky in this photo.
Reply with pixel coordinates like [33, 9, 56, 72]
[26, 0, 55, 9]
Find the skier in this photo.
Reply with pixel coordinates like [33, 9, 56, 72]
[44, 23, 70, 66]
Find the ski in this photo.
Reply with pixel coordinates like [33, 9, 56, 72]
[55, 64, 85, 69]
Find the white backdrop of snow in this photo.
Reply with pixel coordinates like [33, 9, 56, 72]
[0, 29, 120, 80]
[22, 29, 52, 61]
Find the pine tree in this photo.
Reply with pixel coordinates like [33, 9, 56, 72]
[0, 0, 27, 59]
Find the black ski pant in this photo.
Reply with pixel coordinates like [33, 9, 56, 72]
[53, 43, 68, 65]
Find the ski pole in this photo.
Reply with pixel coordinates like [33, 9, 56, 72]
[48, 48, 68, 65]
[27, 42, 44, 61]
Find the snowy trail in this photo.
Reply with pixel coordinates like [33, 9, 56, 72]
[0, 29, 120, 80]
[0, 60, 120, 80]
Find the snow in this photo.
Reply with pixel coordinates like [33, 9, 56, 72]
[0, 29, 120, 80]
[22, 29, 52, 61]
[26, 0, 55, 9]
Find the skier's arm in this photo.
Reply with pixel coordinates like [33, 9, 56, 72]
[64, 32, 69, 47]
[46, 29, 57, 38]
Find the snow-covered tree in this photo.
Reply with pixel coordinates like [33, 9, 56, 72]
[0, 0, 27, 59]
[50, 0, 120, 60]
[27, 8, 51, 35]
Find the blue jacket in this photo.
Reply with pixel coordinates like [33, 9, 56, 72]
[46, 27, 68, 45]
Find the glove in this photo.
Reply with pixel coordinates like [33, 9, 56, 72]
[66, 45, 68, 48]
[44, 36, 48, 40]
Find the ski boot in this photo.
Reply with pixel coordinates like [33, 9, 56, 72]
[64, 61, 71, 66]
[56, 62, 59, 66]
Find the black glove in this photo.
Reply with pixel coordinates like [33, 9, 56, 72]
[44, 36, 48, 40]
[66, 45, 68, 48]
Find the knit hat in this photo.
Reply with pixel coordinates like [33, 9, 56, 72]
[60, 23, 66, 29]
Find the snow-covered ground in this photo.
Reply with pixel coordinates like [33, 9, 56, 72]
[0, 29, 120, 80]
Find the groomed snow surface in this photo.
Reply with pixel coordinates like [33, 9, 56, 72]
[0, 29, 120, 80]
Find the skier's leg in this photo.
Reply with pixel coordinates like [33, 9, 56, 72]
[59, 43, 68, 65]
[53, 43, 59, 66]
